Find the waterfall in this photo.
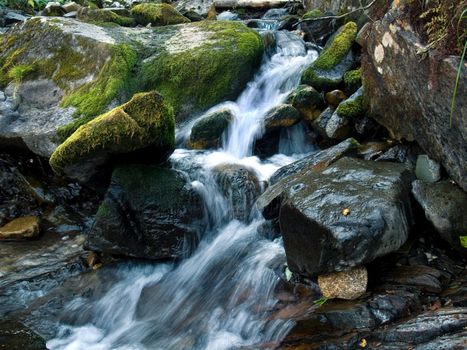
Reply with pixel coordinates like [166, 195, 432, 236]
[47, 29, 317, 350]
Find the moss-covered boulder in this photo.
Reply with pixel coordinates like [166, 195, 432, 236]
[343, 68, 361, 95]
[188, 108, 233, 149]
[49, 91, 175, 181]
[131, 3, 190, 26]
[336, 86, 364, 118]
[0, 17, 263, 158]
[77, 8, 136, 27]
[301, 22, 357, 91]
[286, 84, 323, 121]
[264, 104, 301, 133]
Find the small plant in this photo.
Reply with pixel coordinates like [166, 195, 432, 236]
[7, 64, 35, 98]
[313, 296, 328, 307]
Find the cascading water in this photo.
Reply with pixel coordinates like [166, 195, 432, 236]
[47, 28, 318, 350]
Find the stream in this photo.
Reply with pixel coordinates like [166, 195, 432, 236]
[46, 24, 318, 350]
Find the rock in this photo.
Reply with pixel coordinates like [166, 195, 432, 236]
[286, 84, 323, 121]
[62, 2, 81, 13]
[63, 11, 77, 18]
[49, 91, 175, 182]
[361, 7, 467, 191]
[0, 216, 40, 241]
[0, 159, 40, 227]
[310, 106, 333, 138]
[380, 265, 445, 294]
[415, 155, 441, 183]
[77, 7, 135, 26]
[376, 143, 419, 165]
[131, 3, 190, 26]
[264, 104, 301, 133]
[212, 163, 262, 221]
[354, 115, 378, 137]
[357, 141, 393, 161]
[217, 11, 239, 21]
[318, 266, 368, 300]
[176, 0, 213, 17]
[0, 18, 263, 157]
[188, 109, 233, 149]
[278, 15, 300, 31]
[269, 137, 359, 185]
[412, 180, 467, 255]
[299, 10, 337, 46]
[85, 165, 204, 260]
[43, 2, 66, 16]
[180, 9, 203, 22]
[5, 12, 28, 25]
[269, 157, 414, 275]
[301, 22, 357, 91]
[325, 89, 347, 108]
[335, 86, 364, 118]
[0, 320, 47, 350]
[343, 67, 361, 95]
[325, 110, 352, 139]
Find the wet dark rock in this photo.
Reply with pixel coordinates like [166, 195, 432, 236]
[5, 12, 28, 25]
[86, 165, 204, 260]
[179, 9, 203, 21]
[379, 265, 444, 294]
[0, 320, 47, 350]
[355, 115, 378, 137]
[298, 11, 337, 46]
[375, 143, 420, 165]
[264, 104, 301, 133]
[357, 141, 393, 161]
[212, 163, 262, 222]
[188, 109, 232, 150]
[0, 216, 41, 241]
[269, 137, 359, 185]
[277, 157, 414, 275]
[412, 180, 467, 255]
[361, 7, 467, 191]
[310, 106, 333, 139]
[278, 15, 300, 31]
[0, 158, 40, 227]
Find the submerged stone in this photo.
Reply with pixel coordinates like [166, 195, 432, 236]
[188, 109, 233, 150]
[0, 216, 40, 241]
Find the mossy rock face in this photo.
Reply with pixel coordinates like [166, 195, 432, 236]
[264, 104, 301, 133]
[131, 3, 190, 26]
[141, 20, 264, 122]
[336, 86, 364, 118]
[301, 22, 357, 91]
[49, 91, 175, 181]
[343, 68, 361, 95]
[77, 8, 136, 27]
[286, 84, 323, 121]
[188, 108, 233, 150]
[0, 17, 263, 157]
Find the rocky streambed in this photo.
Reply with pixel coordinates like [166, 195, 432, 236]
[0, 0, 466, 349]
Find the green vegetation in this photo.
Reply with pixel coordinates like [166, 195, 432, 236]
[313, 297, 329, 307]
[302, 9, 323, 20]
[50, 91, 175, 174]
[0, 0, 63, 10]
[141, 21, 263, 119]
[314, 21, 357, 70]
[336, 89, 364, 118]
[78, 9, 136, 27]
[343, 68, 362, 94]
[131, 3, 189, 26]
[58, 44, 138, 139]
[7, 64, 35, 83]
[460, 235, 467, 248]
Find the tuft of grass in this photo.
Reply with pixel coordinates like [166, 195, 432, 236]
[7, 64, 35, 83]
[313, 296, 329, 307]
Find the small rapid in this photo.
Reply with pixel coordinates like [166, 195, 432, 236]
[47, 29, 318, 350]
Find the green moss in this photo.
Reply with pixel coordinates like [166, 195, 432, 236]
[50, 91, 175, 174]
[58, 44, 138, 139]
[78, 9, 136, 27]
[343, 68, 361, 94]
[314, 21, 357, 70]
[336, 93, 364, 118]
[131, 3, 189, 26]
[141, 20, 263, 120]
[460, 236, 467, 249]
[303, 9, 323, 19]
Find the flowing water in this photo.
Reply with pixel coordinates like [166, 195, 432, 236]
[47, 29, 318, 350]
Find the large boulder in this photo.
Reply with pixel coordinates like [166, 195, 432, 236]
[49, 91, 175, 182]
[301, 22, 357, 91]
[259, 157, 414, 276]
[412, 180, 467, 255]
[0, 17, 263, 157]
[85, 165, 204, 260]
[361, 6, 467, 191]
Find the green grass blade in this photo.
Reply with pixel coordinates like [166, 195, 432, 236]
[450, 40, 467, 128]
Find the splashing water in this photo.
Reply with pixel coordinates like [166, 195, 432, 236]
[47, 30, 317, 350]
